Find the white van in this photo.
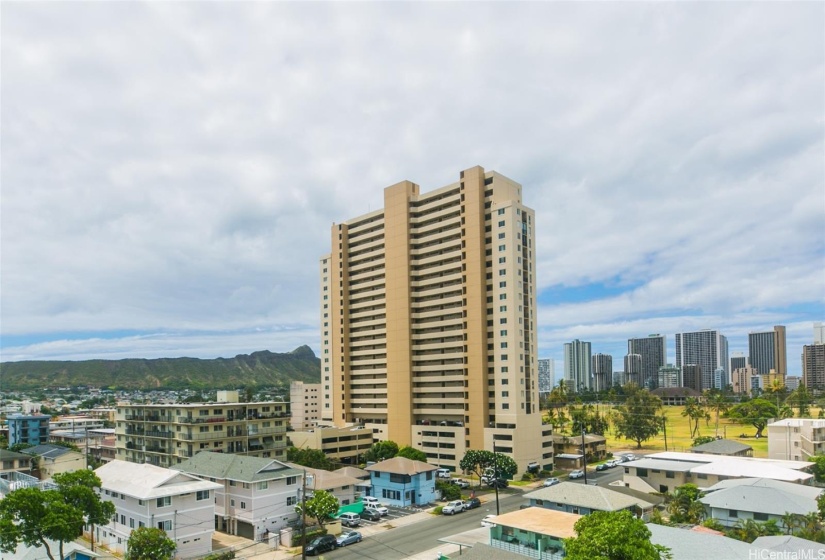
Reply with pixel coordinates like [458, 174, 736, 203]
[362, 496, 379, 506]
[436, 468, 451, 479]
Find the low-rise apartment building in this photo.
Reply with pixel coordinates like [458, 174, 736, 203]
[288, 424, 374, 464]
[95, 460, 221, 559]
[173, 451, 304, 540]
[767, 418, 825, 461]
[115, 391, 288, 468]
[22, 444, 85, 480]
[7, 414, 51, 446]
[0, 449, 32, 477]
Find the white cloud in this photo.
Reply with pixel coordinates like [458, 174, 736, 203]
[1, 2, 822, 371]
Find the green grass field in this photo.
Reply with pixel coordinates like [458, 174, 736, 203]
[547, 405, 823, 458]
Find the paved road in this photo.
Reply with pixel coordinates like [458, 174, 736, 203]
[326, 492, 525, 560]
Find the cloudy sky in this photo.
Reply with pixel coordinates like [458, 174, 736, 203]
[2, 2, 823, 376]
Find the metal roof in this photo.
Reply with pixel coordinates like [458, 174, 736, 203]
[96, 460, 220, 500]
[524, 481, 656, 512]
[700, 478, 822, 516]
[173, 451, 302, 482]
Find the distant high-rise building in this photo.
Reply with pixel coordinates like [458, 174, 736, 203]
[612, 371, 625, 387]
[320, 166, 553, 473]
[564, 340, 592, 392]
[624, 354, 642, 387]
[802, 344, 825, 390]
[675, 330, 729, 391]
[538, 359, 555, 394]
[785, 376, 801, 391]
[749, 326, 787, 376]
[657, 364, 681, 388]
[730, 352, 748, 372]
[591, 354, 613, 392]
[627, 334, 667, 389]
[682, 365, 702, 393]
[713, 367, 728, 391]
[814, 323, 825, 344]
[732, 366, 757, 394]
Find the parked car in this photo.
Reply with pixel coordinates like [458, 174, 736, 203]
[606, 460, 619, 468]
[481, 514, 497, 527]
[360, 508, 381, 522]
[306, 535, 337, 556]
[362, 496, 380, 506]
[464, 497, 481, 509]
[596, 463, 608, 472]
[488, 478, 509, 489]
[365, 504, 389, 516]
[336, 531, 362, 547]
[436, 468, 452, 479]
[442, 500, 465, 515]
[543, 477, 560, 487]
[339, 512, 361, 527]
[569, 469, 585, 479]
[454, 479, 470, 489]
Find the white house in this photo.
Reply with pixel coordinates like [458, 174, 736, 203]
[95, 460, 220, 559]
[173, 451, 304, 541]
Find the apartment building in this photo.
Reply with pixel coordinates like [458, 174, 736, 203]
[675, 330, 729, 391]
[7, 414, 50, 447]
[748, 326, 787, 376]
[591, 353, 612, 392]
[802, 343, 825, 389]
[115, 391, 288, 468]
[288, 424, 374, 464]
[628, 334, 667, 389]
[320, 166, 553, 474]
[289, 381, 322, 431]
[767, 418, 825, 461]
[96, 460, 220, 559]
[564, 339, 592, 392]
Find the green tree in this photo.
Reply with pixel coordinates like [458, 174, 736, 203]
[287, 447, 334, 471]
[612, 384, 663, 449]
[459, 450, 518, 485]
[296, 489, 339, 529]
[787, 384, 812, 417]
[436, 480, 461, 501]
[52, 469, 116, 542]
[704, 391, 730, 437]
[126, 527, 176, 560]
[682, 398, 705, 439]
[808, 455, 825, 483]
[0, 487, 79, 560]
[397, 446, 427, 462]
[666, 484, 704, 524]
[364, 440, 399, 463]
[564, 510, 670, 560]
[692, 436, 715, 447]
[781, 512, 803, 535]
[725, 399, 779, 437]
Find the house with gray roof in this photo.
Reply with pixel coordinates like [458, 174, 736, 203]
[287, 462, 362, 508]
[524, 481, 657, 520]
[647, 523, 754, 559]
[21, 444, 85, 480]
[690, 438, 753, 457]
[751, 535, 825, 557]
[174, 451, 304, 540]
[0, 449, 32, 476]
[699, 477, 823, 528]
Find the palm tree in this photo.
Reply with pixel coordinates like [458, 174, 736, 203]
[704, 391, 730, 438]
[780, 512, 802, 535]
[732, 518, 762, 542]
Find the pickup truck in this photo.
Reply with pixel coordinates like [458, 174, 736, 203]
[442, 500, 465, 515]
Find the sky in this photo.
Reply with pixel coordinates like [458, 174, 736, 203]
[2, 2, 823, 377]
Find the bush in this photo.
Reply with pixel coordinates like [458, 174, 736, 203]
[538, 470, 552, 478]
[203, 552, 236, 560]
[521, 472, 535, 481]
[436, 480, 461, 501]
[433, 506, 444, 515]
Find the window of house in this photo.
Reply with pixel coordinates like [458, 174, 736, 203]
[636, 468, 648, 477]
[130, 518, 135, 528]
[158, 520, 172, 531]
[287, 476, 297, 485]
[157, 496, 171, 508]
[287, 496, 297, 506]
[196, 490, 210, 501]
[256, 481, 268, 491]
[754, 512, 768, 521]
[666, 472, 675, 479]
[729, 510, 738, 518]
[240, 502, 246, 509]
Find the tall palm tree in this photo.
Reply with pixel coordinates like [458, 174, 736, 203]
[704, 391, 730, 438]
[780, 512, 802, 535]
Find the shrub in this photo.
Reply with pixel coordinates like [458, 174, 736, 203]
[433, 506, 444, 515]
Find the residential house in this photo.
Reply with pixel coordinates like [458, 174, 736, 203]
[646, 524, 753, 559]
[767, 418, 825, 461]
[689, 439, 753, 457]
[486, 507, 580, 559]
[173, 451, 303, 540]
[22, 444, 85, 480]
[288, 424, 374, 464]
[95, 460, 220, 559]
[335, 465, 371, 497]
[0, 449, 32, 477]
[289, 463, 361, 507]
[549, 434, 606, 469]
[364, 456, 438, 507]
[523, 482, 657, 520]
[621, 451, 814, 494]
[698, 478, 823, 528]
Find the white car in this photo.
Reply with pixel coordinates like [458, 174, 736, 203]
[365, 504, 389, 516]
[442, 500, 465, 515]
[436, 468, 452, 479]
[481, 514, 497, 527]
[569, 469, 585, 479]
[362, 496, 380, 506]
[606, 460, 619, 468]
[543, 477, 560, 487]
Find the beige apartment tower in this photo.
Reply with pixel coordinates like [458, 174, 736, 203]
[320, 166, 553, 474]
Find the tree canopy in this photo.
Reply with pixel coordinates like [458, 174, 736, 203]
[397, 445, 428, 462]
[126, 527, 176, 560]
[287, 447, 334, 471]
[612, 384, 663, 449]
[725, 399, 778, 437]
[364, 440, 399, 463]
[0, 470, 115, 560]
[564, 510, 669, 560]
[296, 489, 339, 528]
[459, 450, 518, 484]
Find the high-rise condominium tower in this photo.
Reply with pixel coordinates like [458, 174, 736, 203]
[814, 323, 825, 344]
[564, 340, 592, 392]
[627, 334, 666, 389]
[675, 329, 729, 391]
[624, 354, 642, 387]
[320, 166, 552, 473]
[591, 353, 613, 391]
[803, 344, 825, 390]
[749, 326, 787, 376]
[730, 352, 748, 372]
[538, 359, 555, 394]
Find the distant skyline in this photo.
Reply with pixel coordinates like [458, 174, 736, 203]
[2, 3, 823, 372]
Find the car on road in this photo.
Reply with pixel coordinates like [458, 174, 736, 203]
[365, 504, 389, 516]
[339, 512, 361, 527]
[360, 508, 381, 522]
[596, 463, 608, 472]
[464, 497, 481, 510]
[336, 531, 362, 547]
[442, 500, 465, 515]
[569, 469, 585, 479]
[606, 459, 619, 468]
[543, 477, 560, 487]
[306, 535, 337, 556]
[481, 514, 497, 527]
[488, 478, 509, 489]
[454, 479, 470, 488]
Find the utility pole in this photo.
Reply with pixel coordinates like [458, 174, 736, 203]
[662, 416, 668, 451]
[581, 426, 588, 485]
[492, 443, 500, 515]
[301, 470, 307, 560]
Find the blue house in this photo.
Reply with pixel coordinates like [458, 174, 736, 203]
[365, 456, 438, 507]
[7, 414, 51, 447]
